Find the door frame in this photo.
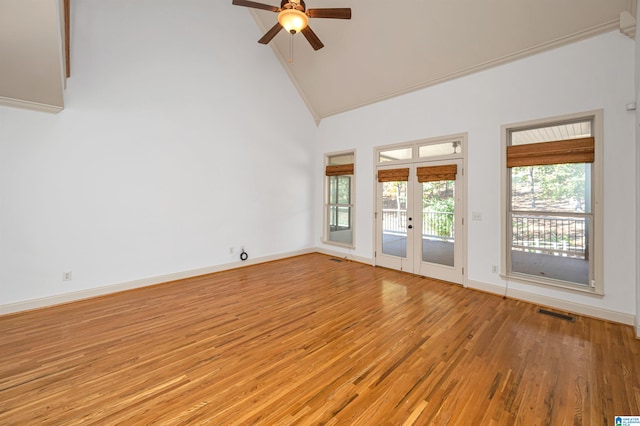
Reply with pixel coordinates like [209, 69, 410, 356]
[373, 134, 467, 285]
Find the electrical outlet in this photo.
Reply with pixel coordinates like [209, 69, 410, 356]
[63, 271, 72, 281]
[472, 211, 482, 221]
[491, 265, 498, 274]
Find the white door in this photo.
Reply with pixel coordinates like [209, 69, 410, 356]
[375, 160, 464, 284]
[375, 165, 415, 273]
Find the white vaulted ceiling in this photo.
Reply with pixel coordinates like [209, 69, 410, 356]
[246, 0, 636, 121]
[0, 0, 636, 120]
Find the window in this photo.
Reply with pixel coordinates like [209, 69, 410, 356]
[324, 152, 355, 247]
[378, 147, 412, 163]
[418, 140, 462, 159]
[502, 111, 603, 293]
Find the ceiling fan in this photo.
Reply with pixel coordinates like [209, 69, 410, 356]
[232, 0, 351, 50]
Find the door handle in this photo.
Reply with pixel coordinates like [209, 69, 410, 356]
[408, 225, 413, 229]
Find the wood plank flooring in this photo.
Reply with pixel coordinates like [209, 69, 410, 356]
[1, 253, 639, 424]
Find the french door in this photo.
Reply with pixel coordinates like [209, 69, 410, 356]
[375, 159, 464, 284]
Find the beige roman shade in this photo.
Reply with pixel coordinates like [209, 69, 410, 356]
[416, 164, 457, 182]
[507, 137, 594, 168]
[325, 164, 354, 176]
[377, 168, 410, 182]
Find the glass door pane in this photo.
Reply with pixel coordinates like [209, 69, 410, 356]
[381, 181, 408, 258]
[421, 180, 455, 266]
[413, 159, 463, 284]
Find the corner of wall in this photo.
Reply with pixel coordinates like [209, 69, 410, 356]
[314, 246, 373, 265]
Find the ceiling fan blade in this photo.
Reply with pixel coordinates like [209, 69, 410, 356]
[301, 26, 324, 50]
[307, 8, 351, 19]
[232, 0, 279, 13]
[258, 22, 283, 44]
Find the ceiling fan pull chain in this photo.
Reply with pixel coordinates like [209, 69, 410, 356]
[288, 32, 294, 64]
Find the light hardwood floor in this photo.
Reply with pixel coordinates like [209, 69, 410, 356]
[1, 253, 639, 424]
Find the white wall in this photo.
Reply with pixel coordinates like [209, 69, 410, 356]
[0, 0, 317, 307]
[636, 6, 640, 337]
[315, 31, 637, 322]
[1, 4, 637, 328]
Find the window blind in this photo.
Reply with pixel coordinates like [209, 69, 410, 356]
[416, 164, 457, 182]
[377, 168, 410, 182]
[507, 137, 594, 168]
[325, 164, 354, 176]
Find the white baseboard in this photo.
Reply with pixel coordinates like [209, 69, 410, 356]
[2, 250, 636, 333]
[0, 248, 315, 316]
[467, 279, 636, 326]
[314, 247, 373, 265]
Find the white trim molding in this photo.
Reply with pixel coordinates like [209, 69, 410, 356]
[467, 279, 636, 326]
[620, 10, 637, 39]
[0, 96, 63, 113]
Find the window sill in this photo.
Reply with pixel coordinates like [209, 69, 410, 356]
[499, 272, 603, 296]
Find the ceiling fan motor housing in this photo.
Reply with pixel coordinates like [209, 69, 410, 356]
[281, 0, 306, 12]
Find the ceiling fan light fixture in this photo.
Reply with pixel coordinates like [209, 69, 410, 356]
[278, 9, 308, 33]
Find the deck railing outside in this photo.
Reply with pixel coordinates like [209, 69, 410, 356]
[512, 214, 587, 259]
[382, 209, 454, 241]
[381, 210, 588, 259]
[382, 209, 407, 234]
